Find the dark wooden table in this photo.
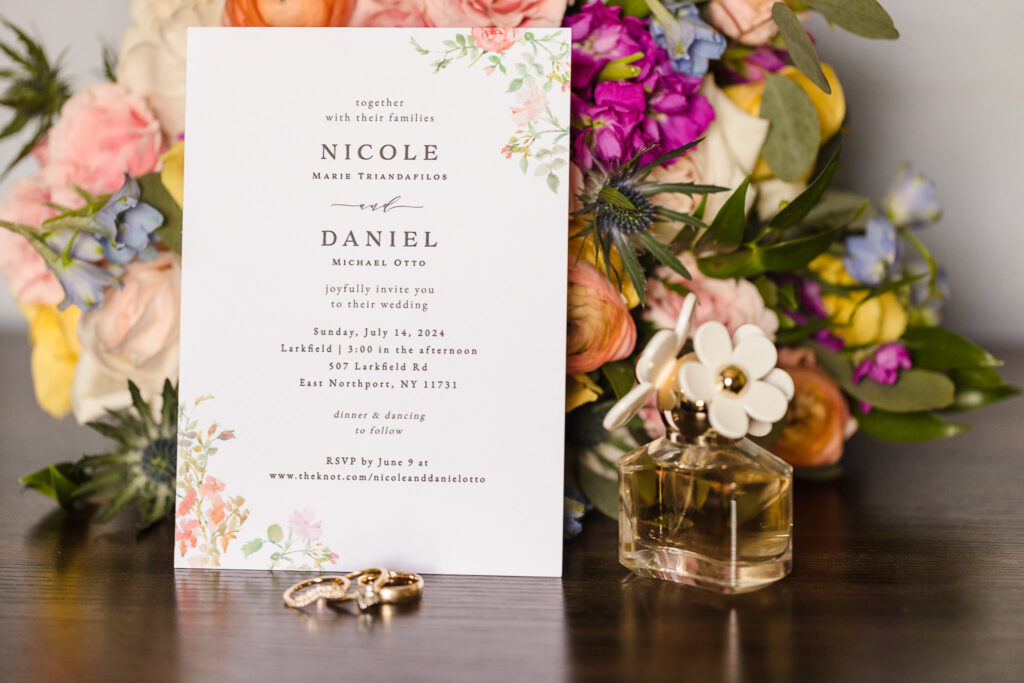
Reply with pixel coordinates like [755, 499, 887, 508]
[1, 333, 1022, 682]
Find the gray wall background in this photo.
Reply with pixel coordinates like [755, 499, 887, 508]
[0, 0, 1021, 343]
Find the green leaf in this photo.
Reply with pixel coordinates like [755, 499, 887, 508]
[546, 172, 559, 194]
[855, 408, 967, 442]
[753, 276, 778, 307]
[602, 361, 637, 400]
[804, 0, 899, 40]
[20, 463, 84, 510]
[614, 231, 646, 306]
[951, 366, 1009, 391]
[800, 190, 873, 229]
[772, 4, 830, 93]
[694, 176, 750, 252]
[698, 227, 841, 278]
[242, 538, 264, 558]
[128, 380, 155, 433]
[578, 451, 618, 519]
[641, 182, 729, 197]
[507, 78, 524, 93]
[900, 327, 1002, 370]
[137, 172, 183, 254]
[760, 73, 820, 182]
[769, 147, 841, 230]
[812, 344, 956, 412]
[774, 317, 833, 345]
[519, 156, 528, 174]
[953, 383, 1020, 411]
[267, 523, 284, 544]
[635, 137, 703, 179]
[638, 231, 691, 280]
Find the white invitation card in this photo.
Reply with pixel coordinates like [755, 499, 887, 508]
[175, 27, 570, 575]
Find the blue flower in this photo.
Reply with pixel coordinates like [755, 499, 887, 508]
[103, 202, 164, 265]
[885, 163, 941, 227]
[843, 217, 898, 285]
[564, 486, 589, 540]
[92, 175, 141, 241]
[649, 2, 726, 79]
[53, 258, 121, 311]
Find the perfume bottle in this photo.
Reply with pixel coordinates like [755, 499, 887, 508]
[604, 294, 794, 594]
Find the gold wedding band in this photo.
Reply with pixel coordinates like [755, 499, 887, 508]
[282, 575, 352, 609]
[282, 568, 424, 612]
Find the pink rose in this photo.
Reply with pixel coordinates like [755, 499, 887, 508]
[44, 83, 164, 196]
[510, 85, 548, 125]
[708, 0, 782, 46]
[0, 175, 66, 305]
[472, 27, 522, 52]
[645, 252, 778, 338]
[567, 259, 636, 375]
[351, 0, 433, 26]
[423, 0, 567, 28]
[71, 252, 181, 423]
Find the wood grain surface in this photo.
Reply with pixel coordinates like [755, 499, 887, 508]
[1, 334, 1022, 683]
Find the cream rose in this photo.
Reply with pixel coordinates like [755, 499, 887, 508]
[117, 0, 225, 144]
[72, 253, 181, 423]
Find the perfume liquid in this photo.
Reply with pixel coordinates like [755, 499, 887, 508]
[619, 436, 792, 594]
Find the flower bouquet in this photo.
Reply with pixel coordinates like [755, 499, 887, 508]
[0, 0, 1016, 533]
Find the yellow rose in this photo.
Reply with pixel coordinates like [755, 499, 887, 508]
[160, 141, 184, 207]
[809, 255, 907, 346]
[723, 64, 846, 180]
[19, 303, 81, 418]
[569, 218, 641, 309]
[566, 374, 603, 412]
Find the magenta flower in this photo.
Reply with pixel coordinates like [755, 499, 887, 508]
[854, 342, 912, 385]
[566, 2, 660, 93]
[288, 509, 323, 541]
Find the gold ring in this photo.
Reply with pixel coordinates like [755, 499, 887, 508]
[344, 568, 391, 609]
[354, 569, 424, 608]
[282, 575, 352, 609]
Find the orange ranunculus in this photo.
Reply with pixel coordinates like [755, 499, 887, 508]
[773, 348, 852, 468]
[222, 0, 354, 27]
[567, 259, 636, 375]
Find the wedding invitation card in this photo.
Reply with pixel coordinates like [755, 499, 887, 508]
[175, 28, 570, 575]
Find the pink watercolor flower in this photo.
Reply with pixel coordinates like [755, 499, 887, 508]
[177, 488, 198, 517]
[567, 259, 636, 375]
[510, 86, 549, 126]
[205, 494, 227, 525]
[708, 0, 782, 46]
[645, 253, 779, 339]
[175, 518, 200, 555]
[288, 509, 323, 541]
[472, 27, 522, 52]
[423, 0, 567, 28]
[44, 82, 164, 196]
[199, 475, 226, 496]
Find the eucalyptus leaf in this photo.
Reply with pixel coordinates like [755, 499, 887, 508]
[804, 0, 899, 40]
[602, 361, 637, 400]
[760, 73, 820, 182]
[901, 327, 1002, 370]
[578, 451, 619, 519]
[694, 176, 750, 252]
[813, 344, 956, 412]
[772, 3, 830, 93]
[769, 147, 841, 231]
[855, 408, 967, 442]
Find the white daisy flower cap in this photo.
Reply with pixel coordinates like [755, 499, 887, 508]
[603, 293, 794, 440]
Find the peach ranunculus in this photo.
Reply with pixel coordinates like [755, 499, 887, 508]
[223, 0, 354, 26]
[567, 259, 636, 375]
[472, 27, 522, 52]
[773, 347, 855, 468]
[708, 0, 782, 46]
[645, 252, 778, 338]
[71, 252, 181, 423]
[44, 83, 164, 196]
[423, 0, 567, 28]
[510, 85, 548, 126]
[350, 0, 432, 26]
[117, 0, 224, 144]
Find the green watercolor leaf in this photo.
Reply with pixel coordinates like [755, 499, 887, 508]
[242, 538, 263, 558]
[267, 523, 284, 544]
[760, 73, 820, 182]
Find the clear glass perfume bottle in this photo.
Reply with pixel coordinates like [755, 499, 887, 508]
[618, 402, 793, 594]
